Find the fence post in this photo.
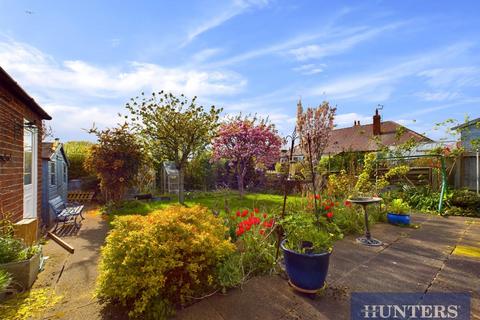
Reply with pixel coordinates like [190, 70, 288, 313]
[438, 156, 447, 213]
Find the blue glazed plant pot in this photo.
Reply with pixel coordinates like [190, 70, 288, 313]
[387, 212, 411, 225]
[281, 239, 331, 292]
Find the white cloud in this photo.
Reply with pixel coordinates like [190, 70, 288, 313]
[288, 22, 405, 61]
[417, 67, 480, 88]
[292, 64, 325, 75]
[0, 38, 248, 141]
[191, 48, 223, 63]
[307, 42, 475, 102]
[416, 91, 460, 101]
[0, 39, 246, 98]
[335, 112, 371, 127]
[208, 10, 367, 68]
[182, 0, 270, 46]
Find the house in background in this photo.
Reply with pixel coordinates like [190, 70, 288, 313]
[281, 108, 432, 163]
[323, 109, 432, 155]
[41, 139, 69, 227]
[0, 66, 51, 243]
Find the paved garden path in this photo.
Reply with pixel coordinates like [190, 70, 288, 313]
[33, 208, 115, 319]
[33, 212, 480, 319]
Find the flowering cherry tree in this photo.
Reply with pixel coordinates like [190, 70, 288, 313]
[296, 100, 336, 220]
[212, 116, 282, 196]
[296, 100, 336, 163]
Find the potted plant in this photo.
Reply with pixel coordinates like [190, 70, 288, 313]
[387, 198, 411, 225]
[0, 236, 42, 290]
[0, 269, 12, 301]
[280, 202, 340, 293]
[278, 101, 337, 293]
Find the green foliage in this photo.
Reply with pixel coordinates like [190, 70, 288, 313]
[0, 288, 62, 320]
[326, 170, 356, 199]
[444, 206, 479, 217]
[85, 124, 144, 203]
[216, 253, 243, 289]
[63, 141, 94, 179]
[402, 186, 443, 212]
[125, 91, 222, 203]
[0, 269, 11, 292]
[96, 205, 235, 318]
[450, 189, 480, 209]
[184, 151, 217, 191]
[332, 205, 365, 234]
[377, 165, 410, 190]
[0, 237, 25, 264]
[218, 227, 276, 289]
[388, 199, 411, 215]
[353, 153, 377, 195]
[0, 237, 40, 264]
[281, 212, 341, 254]
[274, 162, 287, 174]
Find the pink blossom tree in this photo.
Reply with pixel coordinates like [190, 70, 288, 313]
[296, 100, 336, 218]
[212, 116, 282, 196]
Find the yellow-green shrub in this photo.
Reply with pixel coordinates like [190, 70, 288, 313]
[96, 205, 235, 318]
[326, 170, 356, 198]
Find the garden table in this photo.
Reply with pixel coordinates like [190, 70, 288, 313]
[349, 197, 383, 246]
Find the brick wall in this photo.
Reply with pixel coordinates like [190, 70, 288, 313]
[0, 85, 43, 224]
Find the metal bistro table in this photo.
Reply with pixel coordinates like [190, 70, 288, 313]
[349, 197, 383, 246]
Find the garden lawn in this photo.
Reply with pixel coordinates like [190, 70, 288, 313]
[109, 191, 305, 219]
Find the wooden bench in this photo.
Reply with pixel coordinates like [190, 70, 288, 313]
[49, 196, 85, 231]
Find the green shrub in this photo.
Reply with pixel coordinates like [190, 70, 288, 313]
[0, 237, 25, 264]
[332, 205, 365, 235]
[444, 206, 479, 217]
[217, 208, 277, 289]
[0, 269, 11, 292]
[0, 237, 41, 265]
[64, 141, 94, 179]
[96, 205, 235, 318]
[387, 199, 411, 215]
[450, 189, 480, 209]
[402, 186, 441, 212]
[281, 211, 341, 254]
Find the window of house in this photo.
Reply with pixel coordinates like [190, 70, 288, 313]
[63, 163, 67, 183]
[50, 161, 56, 185]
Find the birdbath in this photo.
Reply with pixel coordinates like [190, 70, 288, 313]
[349, 197, 383, 246]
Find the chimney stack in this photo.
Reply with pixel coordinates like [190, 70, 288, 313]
[373, 109, 381, 135]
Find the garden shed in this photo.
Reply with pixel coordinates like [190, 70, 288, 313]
[41, 139, 69, 227]
[162, 161, 179, 194]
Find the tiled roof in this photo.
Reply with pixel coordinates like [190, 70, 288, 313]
[324, 121, 432, 154]
[281, 121, 432, 157]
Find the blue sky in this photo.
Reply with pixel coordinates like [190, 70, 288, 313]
[0, 0, 479, 141]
